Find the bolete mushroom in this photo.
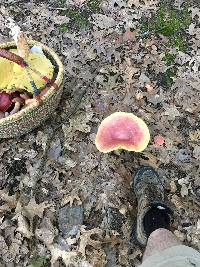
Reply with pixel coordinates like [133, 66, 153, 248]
[95, 112, 150, 153]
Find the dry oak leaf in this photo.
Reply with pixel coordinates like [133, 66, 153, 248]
[193, 146, 200, 160]
[0, 189, 16, 209]
[78, 226, 103, 255]
[128, 0, 140, 7]
[47, 244, 78, 266]
[16, 214, 33, 239]
[91, 14, 116, 29]
[117, 28, 139, 44]
[23, 198, 52, 223]
[162, 105, 180, 121]
[61, 192, 82, 207]
[189, 129, 200, 142]
[35, 217, 57, 245]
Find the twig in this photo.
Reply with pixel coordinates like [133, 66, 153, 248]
[8, 0, 24, 4]
[139, 28, 165, 39]
[58, 86, 87, 127]
[59, 33, 64, 55]
[48, 7, 68, 11]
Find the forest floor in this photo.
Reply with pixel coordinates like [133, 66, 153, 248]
[0, 0, 200, 266]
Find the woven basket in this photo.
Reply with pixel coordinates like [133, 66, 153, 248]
[0, 40, 64, 138]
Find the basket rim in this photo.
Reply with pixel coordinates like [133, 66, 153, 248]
[0, 40, 64, 125]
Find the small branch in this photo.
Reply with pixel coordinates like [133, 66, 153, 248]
[48, 7, 68, 11]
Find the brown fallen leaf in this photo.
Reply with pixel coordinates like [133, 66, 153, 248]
[189, 129, 200, 142]
[16, 214, 33, 239]
[145, 84, 154, 93]
[78, 226, 103, 255]
[47, 244, 78, 266]
[23, 198, 52, 222]
[122, 28, 139, 42]
[116, 28, 139, 44]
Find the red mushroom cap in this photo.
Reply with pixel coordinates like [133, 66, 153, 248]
[95, 112, 150, 153]
[0, 92, 12, 112]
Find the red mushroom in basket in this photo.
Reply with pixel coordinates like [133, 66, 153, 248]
[0, 92, 12, 112]
[95, 112, 150, 153]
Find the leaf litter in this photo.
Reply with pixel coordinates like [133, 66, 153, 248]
[0, 0, 200, 266]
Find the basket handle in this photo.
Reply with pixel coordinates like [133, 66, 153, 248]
[0, 48, 25, 65]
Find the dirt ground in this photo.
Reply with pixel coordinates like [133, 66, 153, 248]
[0, 0, 200, 266]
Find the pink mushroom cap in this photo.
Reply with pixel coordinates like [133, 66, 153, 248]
[95, 112, 150, 153]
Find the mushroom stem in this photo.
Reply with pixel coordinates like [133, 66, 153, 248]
[10, 102, 21, 115]
[12, 96, 25, 105]
[0, 111, 5, 119]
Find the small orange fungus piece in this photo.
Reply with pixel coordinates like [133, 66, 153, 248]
[95, 112, 150, 153]
[154, 134, 165, 146]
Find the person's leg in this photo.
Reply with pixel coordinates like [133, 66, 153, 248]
[132, 167, 200, 267]
[140, 229, 200, 267]
[142, 228, 180, 261]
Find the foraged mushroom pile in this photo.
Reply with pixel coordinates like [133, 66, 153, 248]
[0, 27, 54, 119]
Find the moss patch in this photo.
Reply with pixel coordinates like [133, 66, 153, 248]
[61, 147, 70, 157]
[160, 52, 177, 88]
[27, 256, 47, 267]
[63, 9, 91, 30]
[87, 0, 101, 13]
[58, 0, 101, 31]
[141, 2, 191, 89]
[141, 3, 191, 52]
[59, 23, 69, 33]
[163, 52, 176, 66]
[159, 69, 175, 88]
